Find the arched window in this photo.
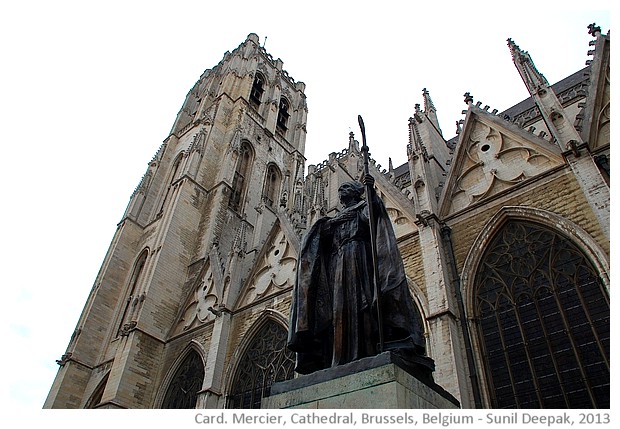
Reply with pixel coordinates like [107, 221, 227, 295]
[276, 97, 290, 134]
[85, 373, 109, 408]
[262, 164, 281, 208]
[227, 320, 295, 409]
[250, 73, 265, 109]
[474, 220, 609, 408]
[161, 350, 205, 409]
[117, 249, 148, 336]
[229, 142, 253, 211]
[159, 154, 183, 214]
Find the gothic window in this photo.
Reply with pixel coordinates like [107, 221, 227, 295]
[250, 73, 265, 109]
[474, 220, 609, 408]
[161, 350, 205, 409]
[85, 373, 109, 408]
[262, 164, 281, 207]
[117, 249, 148, 336]
[227, 320, 295, 409]
[411, 298, 427, 355]
[159, 154, 183, 214]
[276, 97, 290, 134]
[229, 142, 253, 211]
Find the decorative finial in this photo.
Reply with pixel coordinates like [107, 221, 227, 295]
[588, 23, 601, 37]
[348, 130, 358, 152]
[464, 92, 474, 105]
[507, 38, 522, 60]
[422, 88, 436, 112]
[507, 37, 549, 93]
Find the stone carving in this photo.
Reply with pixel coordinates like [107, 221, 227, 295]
[175, 263, 219, 334]
[451, 121, 557, 213]
[239, 229, 296, 306]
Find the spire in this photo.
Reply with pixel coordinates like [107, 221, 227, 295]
[422, 88, 436, 112]
[507, 38, 549, 95]
[422, 88, 442, 135]
[507, 38, 581, 149]
[348, 131, 359, 153]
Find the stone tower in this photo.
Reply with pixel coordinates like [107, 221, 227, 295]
[44, 33, 308, 409]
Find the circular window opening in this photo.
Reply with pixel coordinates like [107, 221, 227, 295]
[481, 144, 491, 152]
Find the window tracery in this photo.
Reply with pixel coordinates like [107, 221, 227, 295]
[161, 350, 205, 409]
[227, 320, 295, 409]
[474, 220, 609, 408]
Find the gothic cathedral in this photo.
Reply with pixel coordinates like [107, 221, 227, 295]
[45, 26, 610, 409]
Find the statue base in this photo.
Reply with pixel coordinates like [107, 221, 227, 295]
[263, 352, 459, 409]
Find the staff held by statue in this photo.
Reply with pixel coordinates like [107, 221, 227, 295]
[357, 114, 384, 353]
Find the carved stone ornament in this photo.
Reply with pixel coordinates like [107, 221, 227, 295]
[450, 121, 559, 213]
[174, 263, 219, 335]
[119, 321, 137, 337]
[55, 352, 73, 366]
[239, 229, 296, 306]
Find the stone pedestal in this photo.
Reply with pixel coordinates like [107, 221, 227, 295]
[263, 352, 459, 409]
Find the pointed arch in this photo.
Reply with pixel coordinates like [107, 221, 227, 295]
[462, 207, 609, 408]
[158, 342, 206, 409]
[407, 277, 429, 356]
[84, 372, 110, 409]
[116, 248, 149, 336]
[276, 97, 290, 134]
[250, 72, 265, 109]
[262, 163, 282, 208]
[225, 311, 294, 409]
[158, 152, 185, 214]
[461, 206, 610, 315]
[229, 141, 254, 211]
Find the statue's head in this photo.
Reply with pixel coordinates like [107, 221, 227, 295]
[338, 181, 364, 206]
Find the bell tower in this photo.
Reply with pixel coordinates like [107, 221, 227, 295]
[44, 33, 308, 409]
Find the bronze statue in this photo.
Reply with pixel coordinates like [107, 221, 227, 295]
[287, 173, 426, 374]
[288, 117, 428, 376]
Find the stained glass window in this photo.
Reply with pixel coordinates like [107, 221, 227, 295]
[474, 220, 609, 408]
[161, 350, 205, 409]
[227, 320, 295, 408]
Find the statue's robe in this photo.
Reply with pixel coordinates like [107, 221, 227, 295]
[288, 193, 425, 374]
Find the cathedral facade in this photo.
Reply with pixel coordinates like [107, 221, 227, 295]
[45, 26, 610, 409]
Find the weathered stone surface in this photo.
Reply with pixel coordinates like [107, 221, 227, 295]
[264, 352, 458, 409]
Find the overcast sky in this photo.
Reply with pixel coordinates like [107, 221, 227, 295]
[0, 0, 611, 414]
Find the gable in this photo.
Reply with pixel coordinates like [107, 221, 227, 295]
[171, 258, 219, 336]
[440, 109, 564, 217]
[376, 188, 418, 239]
[235, 222, 298, 309]
[369, 165, 419, 239]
